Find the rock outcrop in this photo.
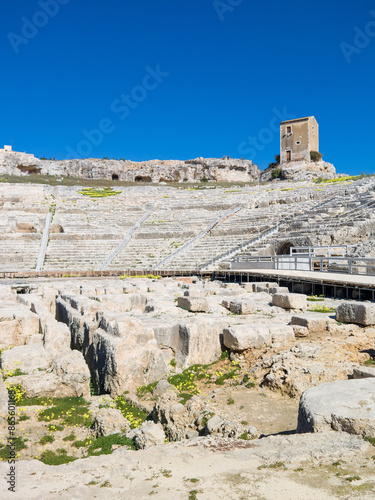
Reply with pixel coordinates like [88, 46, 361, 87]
[0, 151, 260, 183]
[260, 160, 336, 182]
[297, 379, 375, 437]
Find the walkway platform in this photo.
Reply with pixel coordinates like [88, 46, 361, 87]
[1, 268, 374, 301]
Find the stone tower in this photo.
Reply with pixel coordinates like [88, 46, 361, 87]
[280, 116, 319, 163]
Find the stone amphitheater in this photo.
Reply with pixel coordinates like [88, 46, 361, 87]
[1, 157, 375, 499]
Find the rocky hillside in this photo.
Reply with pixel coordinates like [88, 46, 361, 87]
[0, 151, 260, 183]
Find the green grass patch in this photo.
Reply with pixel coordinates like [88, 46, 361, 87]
[258, 461, 285, 470]
[35, 397, 93, 427]
[179, 393, 194, 405]
[72, 437, 91, 448]
[87, 433, 135, 455]
[201, 412, 215, 427]
[168, 363, 212, 394]
[364, 358, 375, 366]
[39, 435, 54, 445]
[18, 415, 30, 422]
[0, 437, 27, 460]
[39, 450, 76, 465]
[3, 368, 27, 378]
[47, 424, 64, 432]
[137, 381, 158, 397]
[365, 436, 375, 446]
[78, 187, 122, 198]
[313, 175, 362, 184]
[63, 433, 76, 442]
[215, 368, 240, 385]
[116, 397, 148, 429]
[308, 306, 335, 313]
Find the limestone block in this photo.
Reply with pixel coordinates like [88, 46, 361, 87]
[133, 421, 166, 449]
[42, 318, 71, 353]
[242, 283, 258, 292]
[92, 407, 130, 437]
[91, 328, 167, 396]
[52, 350, 91, 400]
[293, 326, 309, 338]
[13, 310, 40, 337]
[206, 415, 224, 433]
[221, 299, 231, 310]
[297, 379, 375, 437]
[256, 286, 269, 293]
[272, 293, 307, 311]
[290, 315, 327, 333]
[99, 294, 133, 312]
[0, 345, 52, 374]
[177, 296, 209, 312]
[0, 320, 17, 347]
[268, 323, 295, 342]
[352, 366, 375, 379]
[336, 302, 375, 326]
[229, 300, 254, 315]
[176, 318, 223, 366]
[223, 325, 271, 351]
[183, 289, 208, 297]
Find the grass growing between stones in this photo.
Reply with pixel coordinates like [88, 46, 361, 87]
[87, 434, 136, 455]
[307, 305, 336, 313]
[39, 449, 77, 465]
[78, 187, 122, 198]
[0, 437, 27, 460]
[116, 397, 148, 428]
[137, 358, 246, 405]
[32, 397, 93, 428]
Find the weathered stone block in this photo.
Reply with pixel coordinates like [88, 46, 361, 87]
[229, 300, 254, 315]
[223, 325, 271, 351]
[92, 407, 130, 437]
[177, 296, 209, 312]
[336, 302, 375, 326]
[272, 293, 307, 311]
[1, 344, 52, 374]
[297, 379, 375, 437]
[290, 315, 327, 333]
[133, 421, 166, 449]
[352, 366, 375, 379]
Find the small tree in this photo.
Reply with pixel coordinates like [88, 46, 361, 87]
[310, 151, 322, 162]
[268, 154, 280, 170]
[271, 168, 281, 179]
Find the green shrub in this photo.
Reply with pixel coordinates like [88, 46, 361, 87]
[271, 168, 281, 179]
[310, 151, 322, 162]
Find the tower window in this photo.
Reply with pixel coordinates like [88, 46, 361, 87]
[287, 126, 292, 133]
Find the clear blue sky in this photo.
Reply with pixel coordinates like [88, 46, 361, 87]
[1, 0, 374, 174]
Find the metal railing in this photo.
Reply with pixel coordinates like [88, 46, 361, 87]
[35, 212, 52, 272]
[99, 212, 151, 271]
[200, 224, 279, 270]
[231, 254, 375, 276]
[151, 205, 242, 270]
